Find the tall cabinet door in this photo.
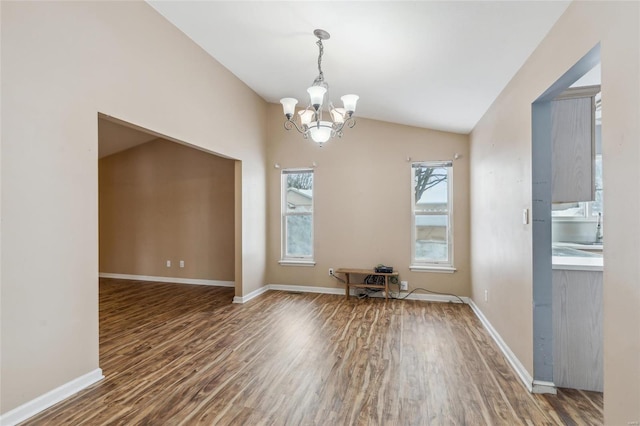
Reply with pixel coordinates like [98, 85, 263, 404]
[551, 87, 598, 203]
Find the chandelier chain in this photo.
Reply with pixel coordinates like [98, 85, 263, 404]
[316, 39, 324, 84]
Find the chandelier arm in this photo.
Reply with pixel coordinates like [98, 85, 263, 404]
[345, 117, 357, 129]
[284, 119, 306, 134]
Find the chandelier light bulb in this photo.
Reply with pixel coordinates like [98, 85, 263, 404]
[309, 121, 333, 144]
[280, 98, 298, 118]
[330, 107, 346, 124]
[307, 86, 327, 111]
[341, 94, 359, 114]
[298, 109, 314, 127]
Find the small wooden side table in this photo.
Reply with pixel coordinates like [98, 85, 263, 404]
[334, 268, 399, 300]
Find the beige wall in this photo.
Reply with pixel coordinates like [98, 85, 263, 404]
[470, 1, 639, 422]
[1, 1, 266, 413]
[99, 139, 235, 281]
[266, 104, 470, 296]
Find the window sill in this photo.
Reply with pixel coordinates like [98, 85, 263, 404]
[279, 260, 316, 267]
[410, 265, 456, 273]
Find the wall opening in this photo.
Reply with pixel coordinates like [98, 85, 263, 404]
[530, 44, 601, 392]
[97, 114, 238, 289]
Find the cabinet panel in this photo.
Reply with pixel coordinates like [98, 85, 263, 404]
[551, 96, 594, 202]
[552, 270, 603, 391]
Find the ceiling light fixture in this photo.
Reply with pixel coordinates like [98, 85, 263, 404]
[280, 29, 359, 146]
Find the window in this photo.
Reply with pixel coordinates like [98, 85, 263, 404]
[281, 169, 314, 264]
[411, 162, 454, 270]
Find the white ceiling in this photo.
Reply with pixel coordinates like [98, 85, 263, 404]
[148, 1, 570, 135]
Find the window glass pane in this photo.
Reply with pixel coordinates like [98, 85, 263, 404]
[552, 202, 586, 217]
[286, 215, 312, 257]
[590, 155, 603, 217]
[411, 163, 452, 266]
[414, 166, 448, 212]
[286, 172, 313, 213]
[415, 215, 448, 262]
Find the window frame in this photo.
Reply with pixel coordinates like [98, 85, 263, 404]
[280, 168, 315, 265]
[410, 161, 455, 272]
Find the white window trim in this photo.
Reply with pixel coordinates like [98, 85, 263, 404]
[278, 260, 316, 267]
[551, 211, 599, 223]
[409, 265, 457, 273]
[281, 168, 315, 264]
[410, 161, 454, 269]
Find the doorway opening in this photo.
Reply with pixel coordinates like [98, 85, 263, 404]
[98, 115, 237, 288]
[531, 44, 602, 394]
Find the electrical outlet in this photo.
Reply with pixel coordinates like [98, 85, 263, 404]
[400, 281, 408, 291]
[484, 289, 489, 302]
[329, 268, 334, 276]
[166, 260, 171, 268]
[179, 260, 185, 268]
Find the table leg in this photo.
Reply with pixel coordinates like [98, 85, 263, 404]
[345, 273, 350, 299]
[384, 275, 389, 300]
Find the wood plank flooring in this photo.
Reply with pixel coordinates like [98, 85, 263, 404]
[22, 279, 603, 425]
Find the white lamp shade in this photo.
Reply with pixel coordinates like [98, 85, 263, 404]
[307, 86, 327, 109]
[341, 94, 359, 113]
[280, 98, 298, 116]
[298, 109, 314, 127]
[330, 107, 346, 124]
[308, 121, 332, 144]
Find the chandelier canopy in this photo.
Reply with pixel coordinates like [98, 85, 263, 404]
[280, 29, 359, 145]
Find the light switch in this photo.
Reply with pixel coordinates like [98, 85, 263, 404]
[523, 208, 529, 225]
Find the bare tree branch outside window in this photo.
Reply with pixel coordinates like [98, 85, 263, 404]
[287, 173, 313, 190]
[414, 167, 447, 202]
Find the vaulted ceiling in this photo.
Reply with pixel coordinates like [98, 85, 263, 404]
[148, 1, 570, 134]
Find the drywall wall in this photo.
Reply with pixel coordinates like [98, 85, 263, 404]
[470, 1, 639, 422]
[99, 138, 235, 281]
[1, 1, 266, 414]
[266, 104, 470, 297]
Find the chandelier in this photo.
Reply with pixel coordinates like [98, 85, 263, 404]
[279, 29, 359, 145]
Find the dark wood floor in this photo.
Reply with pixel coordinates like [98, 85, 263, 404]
[23, 278, 603, 425]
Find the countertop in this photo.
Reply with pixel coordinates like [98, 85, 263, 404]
[552, 256, 603, 272]
[553, 242, 603, 250]
[552, 243, 603, 271]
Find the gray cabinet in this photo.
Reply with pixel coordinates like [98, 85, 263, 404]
[551, 86, 600, 203]
[552, 269, 603, 392]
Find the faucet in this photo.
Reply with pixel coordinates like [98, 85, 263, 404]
[595, 212, 603, 244]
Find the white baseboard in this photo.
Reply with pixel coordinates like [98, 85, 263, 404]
[382, 292, 469, 303]
[99, 273, 234, 288]
[267, 284, 469, 304]
[0, 368, 104, 426]
[232, 285, 269, 304]
[268, 284, 346, 295]
[467, 299, 552, 394]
